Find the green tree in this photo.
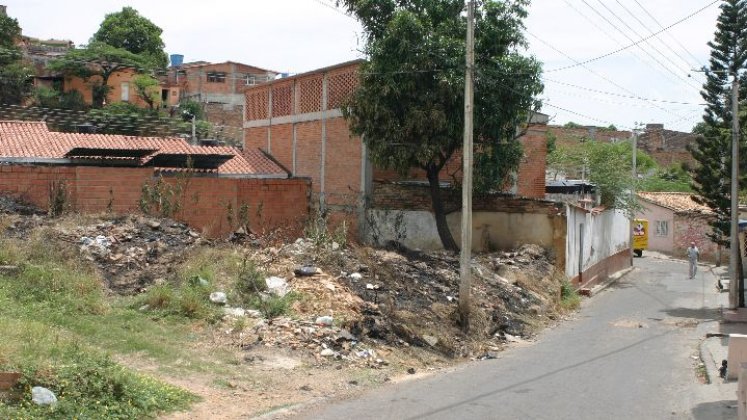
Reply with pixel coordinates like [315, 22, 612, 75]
[133, 74, 161, 109]
[0, 11, 31, 104]
[688, 0, 747, 306]
[690, 0, 747, 248]
[339, 0, 543, 251]
[548, 140, 655, 213]
[91, 7, 168, 69]
[48, 41, 152, 108]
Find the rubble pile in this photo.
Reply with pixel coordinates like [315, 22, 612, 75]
[0, 195, 568, 362]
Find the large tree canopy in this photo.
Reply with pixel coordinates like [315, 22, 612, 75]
[91, 7, 168, 69]
[339, 0, 543, 251]
[49, 42, 153, 108]
[0, 11, 31, 105]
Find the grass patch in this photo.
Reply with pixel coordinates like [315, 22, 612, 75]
[560, 280, 581, 310]
[0, 234, 214, 417]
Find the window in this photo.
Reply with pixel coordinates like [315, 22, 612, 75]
[245, 74, 256, 85]
[120, 82, 129, 102]
[655, 220, 669, 237]
[207, 72, 226, 83]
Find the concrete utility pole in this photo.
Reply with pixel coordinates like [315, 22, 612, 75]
[459, 0, 475, 332]
[729, 74, 741, 309]
[630, 131, 637, 264]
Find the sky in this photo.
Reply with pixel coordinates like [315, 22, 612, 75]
[4, 0, 724, 133]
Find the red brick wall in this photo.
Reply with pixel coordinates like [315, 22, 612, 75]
[673, 213, 721, 263]
[516, 126, 548, 198]
[0, 164, 310, 238]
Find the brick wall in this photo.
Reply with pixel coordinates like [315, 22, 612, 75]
[371, 181, 562, 215]
[0, 164, 310, 238]
[673, 213, 721, 263]
[203, 103, 244, 146]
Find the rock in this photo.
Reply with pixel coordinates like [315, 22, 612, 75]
[188, 230, 200, 238]
[348, 380, 359, 386]
[223, 307, 246, 317]
[209, 292, 227, 305]
[407, 367, 416, 375]
[320, 348, 335, 357]
[245, 309, 262, 318]
[336, 329, 357, 342]
[294, 266, 320, 277]
[138, 304, 150, 312]
[331, 241, 340, 251]
[482, 351, 499, 360]
[350, 272, 363, 281]
[422, 335, 439, 347]
[265, 276, 289, 297]
[299, 385, 313, 391]
[147, 220, 161, 230]
[315, 316, 334, 327]
[31, 386, 57, 406]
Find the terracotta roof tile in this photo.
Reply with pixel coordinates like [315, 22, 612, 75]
[0, 121, 287, 177]
[637, 192, 713, 214]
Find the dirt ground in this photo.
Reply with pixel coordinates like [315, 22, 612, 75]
[0, 196, 574, 418]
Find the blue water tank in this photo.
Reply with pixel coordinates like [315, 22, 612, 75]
[170, 54, 184, 67]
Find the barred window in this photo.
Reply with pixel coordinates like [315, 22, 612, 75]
[207, 72, 226, 83]
[655, 220, 668, 237]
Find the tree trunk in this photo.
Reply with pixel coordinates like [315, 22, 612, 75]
[427, 165, 459, 252]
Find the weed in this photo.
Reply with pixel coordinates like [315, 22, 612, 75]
[560, 280, 581, 310]
[235, 256, 266, 303]
[48, 180, 69, 218]
[143, 285, 174, 310]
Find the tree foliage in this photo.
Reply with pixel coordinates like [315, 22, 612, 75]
[688, 0, 747, 248]
[339, 0, 543, 251]
[133, 74, 161, 110]
[548, 140, 654, 214]
[48, 42, 152, 108]
[92, 7, 168, 69]
[0, 12, 31, 105]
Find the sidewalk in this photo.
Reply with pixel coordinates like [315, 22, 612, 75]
[699, 264, 743, 417]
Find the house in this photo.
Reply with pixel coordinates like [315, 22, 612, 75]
[243, 59, 549, 236]
[0, 120, 309, 236]
[162, 57, 278, 145]
[18, 36, 74, 91]
[636, 192, 720, 263]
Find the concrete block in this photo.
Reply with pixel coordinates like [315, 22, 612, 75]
[728, 334, 747, 380]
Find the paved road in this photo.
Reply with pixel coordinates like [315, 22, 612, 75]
[294, 256, 733, 420]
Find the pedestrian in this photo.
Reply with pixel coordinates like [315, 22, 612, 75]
[687, 242, 700, 279]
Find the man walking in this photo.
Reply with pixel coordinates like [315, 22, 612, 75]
[687, 242, 700, 279]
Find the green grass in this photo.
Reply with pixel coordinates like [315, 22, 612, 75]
[0, 234, 211, 418]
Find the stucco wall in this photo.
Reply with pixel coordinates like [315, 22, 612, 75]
[364, 209, 563, 258]
[636, 200, 674, 254]
[673, 213, 721, 263]
[566, 206, 630, 287]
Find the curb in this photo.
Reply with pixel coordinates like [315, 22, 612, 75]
[699, 338, 716, 385]
[588, 266, 635, 296]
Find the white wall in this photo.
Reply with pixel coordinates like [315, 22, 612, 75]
[565, 205, 630, 279]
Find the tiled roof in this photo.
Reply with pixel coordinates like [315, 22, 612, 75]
[0, 121, 287, 177]
[637, 192, 713, 214]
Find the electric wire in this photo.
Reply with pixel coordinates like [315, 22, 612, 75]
[631, 0, 706, 68]
[545, 0, 719, 73]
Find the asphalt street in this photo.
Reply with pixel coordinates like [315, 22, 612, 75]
[293, 256, 731, 420]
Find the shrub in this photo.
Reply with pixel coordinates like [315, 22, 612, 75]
[560, 280, 581, 310]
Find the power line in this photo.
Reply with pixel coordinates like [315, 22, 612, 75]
[613, 0, 704, 80]
[545, 0, 719, 74]
[631, 0, 706, 68]
[528, 32, 692, 121]
[543, 78, 705, 106]
[579, 0, 701, 91]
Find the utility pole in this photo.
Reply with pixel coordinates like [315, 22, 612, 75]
[459, 0, 475, 332]
[630, 130, 637, 264]
[729, 73, 741, 309]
